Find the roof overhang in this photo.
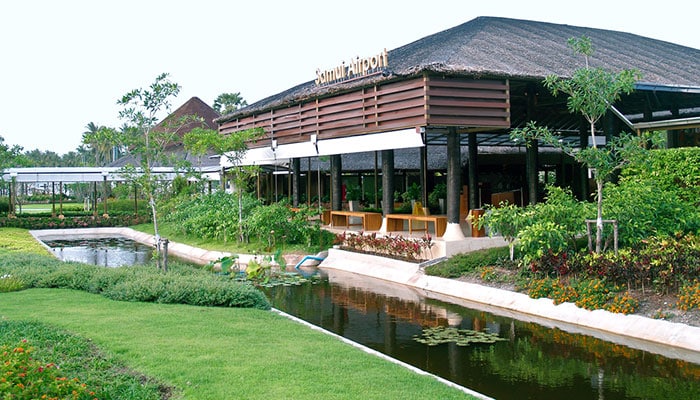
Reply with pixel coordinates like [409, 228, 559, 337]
[222, 128, 424, 167]
[1, 167, 221, 183]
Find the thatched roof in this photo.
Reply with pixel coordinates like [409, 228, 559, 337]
[111, 97, 222, 169]
[219, 16, 700, 123]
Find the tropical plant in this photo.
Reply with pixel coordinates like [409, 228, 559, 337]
[115, 73, 195, 270]
[428, 182, 447, 207]
[345, 183, 361, 201]
[513, 36, 648, 253]
[184, 126, 263, 242]
[0, 135, 25, 170]
[476, 202, 531, 261]
[82, 122, 118, 166]
[213, 92, 248, 115]
[401, 182, 421, 202]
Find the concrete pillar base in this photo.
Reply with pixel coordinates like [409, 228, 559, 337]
[379, 217, 389, 234]
[441, 223, 466, 241]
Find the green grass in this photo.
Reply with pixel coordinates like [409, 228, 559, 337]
[425, 246, 511, 278]
[131, 222, 323, 255]
[0, 289, 475, 399]
[0, 227, 52, 255]
[0, 228, 475, 399]
[15, 202, 84, 214]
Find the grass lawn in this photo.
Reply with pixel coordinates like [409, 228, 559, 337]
[0, 289, 475, 399]
[14, 202, 84, 214]
[0, 225, 475, 400]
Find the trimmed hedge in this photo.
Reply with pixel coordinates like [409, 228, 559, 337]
[0, 213, 151, 230]
[0, 253, 270, 310]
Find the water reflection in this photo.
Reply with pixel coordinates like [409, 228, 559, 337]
[265, 269, 700, 400]
[43, 236, 152, 267]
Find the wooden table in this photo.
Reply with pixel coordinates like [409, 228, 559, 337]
[330, 211, 383, 231]
[385, 214, 448, 237]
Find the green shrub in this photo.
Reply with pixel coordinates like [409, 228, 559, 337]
[425, 246, 509, 278]
[163, 191, 260, 242]
[622, 147, 700, 205]
[0, 198, 9, 213]
[104, 277, 168, 303]
[605, 181, 700, 246]
[36, 263, 100, 291]
[0, 213, 151, 230]
[0, 274, 26, 292]
[107, 198, 142, 212]
[0, 253, 271, 310]
[244, 200, 318, 247]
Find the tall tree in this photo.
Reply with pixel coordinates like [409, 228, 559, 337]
[23, 149, 62, 167]
[512, 36, 643, 253]
[0, 135, 25, 170]
[543, 37, 639, 149]
[213, 92, 247, 115]
[116, 73, 183, 271]
[82, 122, 103, 166]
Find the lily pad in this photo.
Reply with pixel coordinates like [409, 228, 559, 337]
[413, 326, 506, 346]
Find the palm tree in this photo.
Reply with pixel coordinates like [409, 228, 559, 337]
[83, 122, 118, 166]
[213, 92, 247, 115]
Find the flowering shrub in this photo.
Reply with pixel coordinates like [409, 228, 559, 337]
[335, 231, 433, 262]
[528, 277, 638, 314]
[604, 292, 639, 315]
[527, 277, 555, 299]
[0, 340, 95, 399]
[573, 278, 614, 310]
[677, 280, 700, 311]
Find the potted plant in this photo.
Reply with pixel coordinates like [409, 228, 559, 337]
[345, 184, 361, 211]
[401, 183, 421, 207]
[428, 183, 447, 214]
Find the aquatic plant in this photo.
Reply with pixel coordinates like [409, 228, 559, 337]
[413, 326, 506, 347]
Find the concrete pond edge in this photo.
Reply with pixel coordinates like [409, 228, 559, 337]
[29, 227, 493, 399]
[320, 247, 700, 364]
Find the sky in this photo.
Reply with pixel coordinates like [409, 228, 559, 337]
[1, 0, 698, 155]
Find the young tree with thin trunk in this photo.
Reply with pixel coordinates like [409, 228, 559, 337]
[116, 73, 184, 271]
[513, 36, 644, 253]
[184, 126, 263, 242]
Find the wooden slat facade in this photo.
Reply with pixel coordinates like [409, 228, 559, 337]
[219, 75, 510, 149]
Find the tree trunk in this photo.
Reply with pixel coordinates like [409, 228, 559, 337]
[595, 178, 604, 254]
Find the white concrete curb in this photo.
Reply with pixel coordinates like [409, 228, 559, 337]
[320, 248, 700, 364]
[30, 227, 236, 266]
[271, 308, 494, 400]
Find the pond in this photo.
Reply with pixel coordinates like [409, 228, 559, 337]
[264, 269, 700, 400]
[42, 236, 152, 267]
[31, 232, 700, 398]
